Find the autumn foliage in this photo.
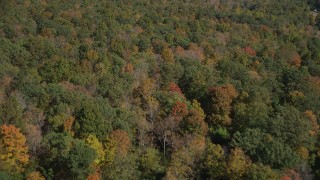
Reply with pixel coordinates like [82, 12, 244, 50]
[291, 53, 301, 67]
[170, 101, 188, 121]
[227, 148, 251, 179]
[87, 165, 101, 180]
[304, 110, 319, 136]
[0, 124, 29, 173]
[26, 171, 45, 180]
[162, 46, 175, 63]
[0, 0, 319, 179]
[243, 46, 257, 56]
[63, 116, 75, 135]
[106, 130, 131, 157]
[168, 82, 183, 95]
[207, 84, 238, 125]
[175, 44, 205, 62]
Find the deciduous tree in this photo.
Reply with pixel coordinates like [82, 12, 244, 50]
[0, 124, 29, 173]
[203, 142, 226, 179]
[207, 84, 238, 125]
[227, 148, 251, 180]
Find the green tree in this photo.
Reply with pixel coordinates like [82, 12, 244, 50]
[268, 105, 314, 149]
[75, 101, 112, 139]
[101, 153, 140, 180]
[0, 96, 24, 129]
[203, 142, 227, 179]
[179, 59, 217, 99]
[41, 132, 96, 179]
[139, 148, 164, 178]
[38, 57, 72, 83]
[245, 163, 280, 180]
[232, 128, 301, 168]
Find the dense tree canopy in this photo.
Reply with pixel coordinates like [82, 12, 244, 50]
[0, 0, 320, 179]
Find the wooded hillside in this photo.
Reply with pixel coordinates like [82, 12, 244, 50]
[1, 0, 320, 179]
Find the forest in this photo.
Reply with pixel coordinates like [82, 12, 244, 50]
[1, 0, 320, 179]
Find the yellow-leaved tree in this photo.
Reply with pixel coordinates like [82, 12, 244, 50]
[86, 134, 105, 164]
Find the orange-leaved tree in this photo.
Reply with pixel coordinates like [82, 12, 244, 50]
[104, 129, 131, 164]
[26, 171, 45, 180]
[0, 124, 29, 173]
